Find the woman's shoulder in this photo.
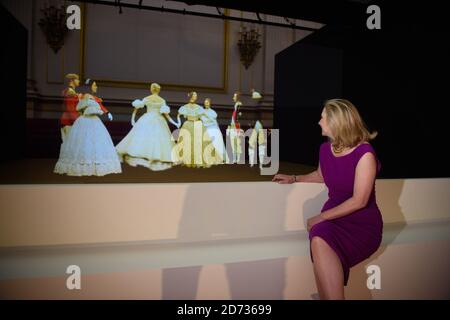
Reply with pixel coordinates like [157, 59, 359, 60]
[87, 97, 100, 107]
[179, 104, 188, 113]
[353, 142, 381, 172]
[354, 142, 379, 160]
[354, 142, 376, 155]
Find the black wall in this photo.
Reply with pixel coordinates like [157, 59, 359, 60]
[0, 4, 27, 161]
[274, 7, 450, 178]
[274, 41, 344, 168]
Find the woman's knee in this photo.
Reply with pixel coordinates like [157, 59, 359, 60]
[311, 236, 327, 253]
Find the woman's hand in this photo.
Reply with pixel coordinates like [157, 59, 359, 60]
[307, 214, 325, 232]
[272, 174, 295, 184]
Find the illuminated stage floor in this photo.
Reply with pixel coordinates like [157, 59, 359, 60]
[0, 159, 314, 184]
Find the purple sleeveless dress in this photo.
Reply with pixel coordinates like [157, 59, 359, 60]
[309, 142, 383, 286]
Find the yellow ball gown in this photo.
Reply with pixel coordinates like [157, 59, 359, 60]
[173, 103, 214, 168]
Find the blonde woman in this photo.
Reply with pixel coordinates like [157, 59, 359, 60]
[273, 99, 383, 300]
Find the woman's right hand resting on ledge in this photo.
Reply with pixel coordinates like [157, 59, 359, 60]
[272, 166, 324, 184]
[272, 174, 296, 184]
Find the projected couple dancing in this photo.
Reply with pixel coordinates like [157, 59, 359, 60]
[54, 79, 226, 176]
[54, 75, 121, 176]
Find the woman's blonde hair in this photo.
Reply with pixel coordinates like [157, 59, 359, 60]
[324, 99, 377, 153]
[150, 83, 161, 93]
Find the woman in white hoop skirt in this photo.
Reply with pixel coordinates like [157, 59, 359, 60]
[115, 83, 180, 171]
[54, 81, 122, 176]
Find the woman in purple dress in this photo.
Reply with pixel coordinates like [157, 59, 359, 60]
[273, 99, 383, 300]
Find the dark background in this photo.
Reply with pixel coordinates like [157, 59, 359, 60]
[0, 5, 27, 161]
[274, 2, 450, 178]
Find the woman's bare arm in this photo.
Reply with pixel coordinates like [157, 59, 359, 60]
[295, 163, 324, 183]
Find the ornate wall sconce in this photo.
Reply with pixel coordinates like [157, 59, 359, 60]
[38, 2, 68, 54]
[237, 26, 262, 69]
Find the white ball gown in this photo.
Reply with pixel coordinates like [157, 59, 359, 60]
[115, 97, 175, 171]
[54, 96, 122, 176]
